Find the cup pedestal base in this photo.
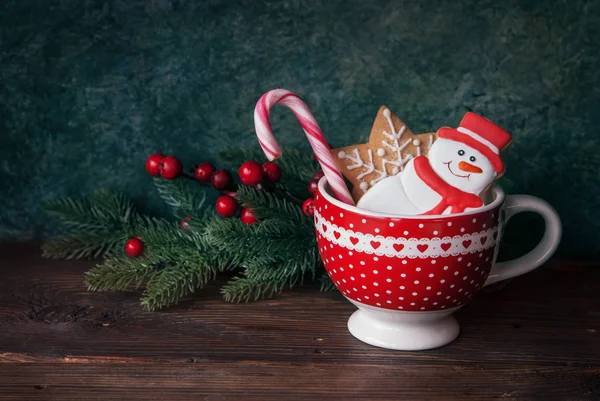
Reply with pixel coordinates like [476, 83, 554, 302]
[346, 302, 461, 351]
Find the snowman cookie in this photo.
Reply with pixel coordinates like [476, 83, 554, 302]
[357, 112, 512, 216]
[332, 106, 435, 202]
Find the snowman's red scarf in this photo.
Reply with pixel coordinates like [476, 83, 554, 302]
[413, 156, 483, 215]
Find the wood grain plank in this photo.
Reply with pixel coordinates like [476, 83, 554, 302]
[0, 363, 599, 401]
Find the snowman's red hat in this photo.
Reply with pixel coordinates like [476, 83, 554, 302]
[437, 112, 511, 174]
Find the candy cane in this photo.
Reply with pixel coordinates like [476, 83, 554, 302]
[254, 89, 355, 205]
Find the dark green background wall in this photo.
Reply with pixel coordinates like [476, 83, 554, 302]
[1, 0, 599, 257]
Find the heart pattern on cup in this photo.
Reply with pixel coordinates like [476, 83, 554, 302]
[314, 190, 501, 312]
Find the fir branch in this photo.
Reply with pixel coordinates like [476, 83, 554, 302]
[320, 273, 337, 292]
[154, 179, 212, 220]
[235, 185, 310, 225]
[43, 190, 137, 258]
[141, 260, 218, 311]
[221, 276, 283, 303]
[44, 190, 135, 233]
[204, 217, 316, 267]
[86, 255, 160, 292]
[42, 233, 126, 259]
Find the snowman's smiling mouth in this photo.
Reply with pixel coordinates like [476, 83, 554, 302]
[444, 161, 470, 180]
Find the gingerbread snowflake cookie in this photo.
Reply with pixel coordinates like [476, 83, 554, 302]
[332, 106, 436, 202]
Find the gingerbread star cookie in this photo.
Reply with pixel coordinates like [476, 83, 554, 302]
[332, 106, 436, 202]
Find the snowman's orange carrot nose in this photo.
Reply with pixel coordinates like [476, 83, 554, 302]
[458, 161, 483, 173]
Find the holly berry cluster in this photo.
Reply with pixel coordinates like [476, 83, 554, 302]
[127, 153, 320, 258]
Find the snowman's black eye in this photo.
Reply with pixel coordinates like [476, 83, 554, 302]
[469, 156, 476, 162]
[458, 150, 465, 156]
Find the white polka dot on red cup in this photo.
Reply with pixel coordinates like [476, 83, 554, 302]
[340, 213, 344, 218]
[426, 286, 431, 290]
[447, 222, 452, 226]
[389, 222, 395, 227]
[362, 219, 366, 223]
[443, 266, 449, 270]
[403, 231, 409, 235]
[362, 285, 367, 289]
[416, 267, 421, 272]
[387, 266, 392, 270]
[433, 231, 438, 235]
[400, 286, 405, 290]
[472, 218, 476, 223]
[386, 290, 392, 294]
[386, 278, 392, 283]
[414, 280, 419, 284]
[419, 223, 424, 228]
[401, 273, 406, 278]
[349, 223, 354, 228]
[429, 273, 435, 278]
[402, 260, 407, 265]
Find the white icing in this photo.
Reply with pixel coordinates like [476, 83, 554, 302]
[400, 158, 442, 213]
[356, 149, 377, 179]
[337, 108, 440, 196]
[457, 127, 499, 154]
[427, 138, 496, 195]
[339, 148, 364, 170]
[357, 175, 421, 215]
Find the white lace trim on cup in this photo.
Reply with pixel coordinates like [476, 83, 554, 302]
[314, 210, 498, 259]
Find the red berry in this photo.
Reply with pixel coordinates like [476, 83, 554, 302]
[180, 216, 192, 230]
[161, 156, 183, 180]
[125, 237, 144, 258]
[238, 161, 264, 186]
[307, 180, 319, 196]
[312, 170, 325, 182]
[240, 208, 258, 225]
[194, 162, 215, 182]
[146, 154, 165, 176]
[216, 195, 239, 217]
[212, 169, 233, 190]
[302, 198, 315, 217]
[262, 162, 282, 182]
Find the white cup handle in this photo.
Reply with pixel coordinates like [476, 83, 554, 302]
[484, 195, 562, 287]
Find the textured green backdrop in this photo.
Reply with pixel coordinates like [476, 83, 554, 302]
[1, 0, 599, 258]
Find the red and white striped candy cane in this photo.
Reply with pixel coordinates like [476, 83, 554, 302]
[254, 89, 354, 205]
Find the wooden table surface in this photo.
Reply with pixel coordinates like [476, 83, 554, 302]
[0, 243, 599, 400]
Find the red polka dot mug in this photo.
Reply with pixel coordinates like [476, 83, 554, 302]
[314, 179, 561, 350]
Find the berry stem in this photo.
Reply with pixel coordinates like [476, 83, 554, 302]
[274, 183, 304, 205]
[181, 172, 210, 186]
